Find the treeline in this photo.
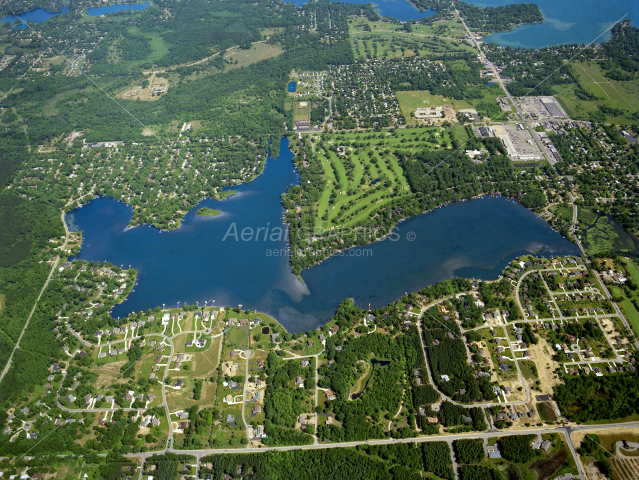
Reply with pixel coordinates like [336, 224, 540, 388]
[602, 21, 639, 74]
[422, 442, 455, 480]
[421, 309, 495, 404]
[453, 438, 484, 464]
[198, 444, 429, 479]
[400, 150, 548, 210]
[499, 434, 540, 463]
[456, 2, 542, 33]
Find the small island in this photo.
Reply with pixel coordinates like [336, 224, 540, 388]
[196, 207, 221, 217]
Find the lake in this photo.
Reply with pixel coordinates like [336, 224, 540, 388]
[283, 0, 436, 22]
[286, 0, 637, 48]
[87, 2, 149, 16]
[0, 6, 69, 29]
[68, 138, 579, 332]
[466, 0, 639, 49]
[287, 81, 297, 93]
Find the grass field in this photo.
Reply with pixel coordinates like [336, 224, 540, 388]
[396, 90, 473, 125]
[552, 62, 639, 125]
[537, 402, 557, 422]
[313, 128, 462, 229]
[519, 360, 538, 381]
[348, 18, 474, 59]
[550, 204, 573, 223]
[193, 335, 222, 377]
[348, 17, 468, 39]
[0, 293, 4, 311]
[223, 42, 284, 69]
[610, 285, 639, 337]
[293, 100, 311, 123]
[616, 258, 639, 336]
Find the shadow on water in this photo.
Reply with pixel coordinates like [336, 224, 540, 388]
[68, 138, 579, 333]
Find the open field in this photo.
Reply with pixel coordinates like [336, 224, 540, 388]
[610, 285, 639, 336]
[223, 42, 284, 69]
[552, 62, 639, 125]
[617, 258, 639, 335]
[396, 90, 472, 125]
[293, 100, 311, 123]
[192, 335, 222, 377]
[348, 17, 474, 59]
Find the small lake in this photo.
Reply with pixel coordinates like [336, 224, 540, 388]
[87, 2, 149, 16]
[0, 6, 69, 29]
[287, 81, 297, 93]
[466, 0, 639, 49]
[283, 0, 436, 22]
[68, 138, 579, 333]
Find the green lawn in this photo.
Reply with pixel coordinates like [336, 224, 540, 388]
[610, 285, 639, 336]
[519, 360, 538, 381]
[550, 204, 573, 223]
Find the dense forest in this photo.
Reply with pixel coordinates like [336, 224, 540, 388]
[198, 443, 431, 479]
[554, 369, 639, 422]
[0, 195, 63, 379]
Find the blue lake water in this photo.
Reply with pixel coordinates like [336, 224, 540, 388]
[0, 6, 69, 29]
[87, 2, 149, 16]
[287, 81, 297, 93]
[466, 0, 639, 49]
[68, 138, 579, 332]
[284, 0, 436, 22]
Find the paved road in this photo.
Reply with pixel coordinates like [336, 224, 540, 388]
[568, 193, 639, 349]
[455, 2, 551, 165]
[418, 306, 532, 408]
[0, 211, 69, 384]
[115, 422, 639, 466]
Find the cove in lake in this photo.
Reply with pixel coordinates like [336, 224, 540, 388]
[582, 213, 639, 257]
[87, 2, 149, 16]
[68, 138, 579, 333]
[283, 0, 436, 22]
[466, 0, 639, 49]
[0, 6, 69, 29]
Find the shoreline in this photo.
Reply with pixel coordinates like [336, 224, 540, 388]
[294, 193, 570, 275]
